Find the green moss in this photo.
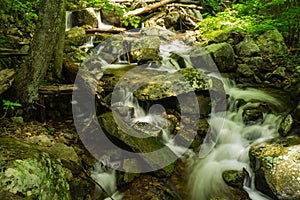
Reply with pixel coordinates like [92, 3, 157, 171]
[0, 138, 71, 199]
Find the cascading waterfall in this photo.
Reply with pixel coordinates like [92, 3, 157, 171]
[65, 11, 72, 31]
[189, 79, 283, 200]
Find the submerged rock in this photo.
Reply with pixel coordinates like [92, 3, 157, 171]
[0, 137, 71, 199]
[249, 135, 300, 199]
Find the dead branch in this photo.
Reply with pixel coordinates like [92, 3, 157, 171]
[0, 69, 16, 95]
[124, 0, 176, 17]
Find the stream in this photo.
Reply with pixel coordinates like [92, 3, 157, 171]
[70, 9, 286, 199]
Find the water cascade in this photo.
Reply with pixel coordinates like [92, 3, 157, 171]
[189, 79, 283, 200]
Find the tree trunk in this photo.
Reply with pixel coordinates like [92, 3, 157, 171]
[10, 0, 66, 104]
[53, 10, 66, 79]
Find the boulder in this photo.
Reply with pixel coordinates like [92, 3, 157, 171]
[205, 42, 236, 72]
[65, 26, 87, 47]
[235, 36, 260, 57]
[249, 135, 300, 199]
[0, 137, 71, 199]
[71, 8, 99, 28]
[130, 36, 162, 64]
[98, 112, 176, 176]
[256, 29, 288, 55]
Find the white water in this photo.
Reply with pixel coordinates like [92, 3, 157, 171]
[189, 79, 283, 200]
[65, 11, 72, 31]
[91, 157, 123, 200]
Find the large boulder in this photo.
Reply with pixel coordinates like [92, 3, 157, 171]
[235, 36, 260, 57]
[130, 36, 162, 64]
[205, 42, 236, 72]
[98, 112, 176, 176]
[0, 137, 71, 199]
[71, 8, 99, 28]
[256, 29, 288, 55]
[249, 135, 300, 199]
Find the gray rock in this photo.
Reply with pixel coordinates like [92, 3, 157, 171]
[256, 29, 288, 55]
[130, 36, 162, 64]
[249, 135, 300, 200]
[235, 36, 260, 57]
[205, 42, 236, 72]
[71, 8, 99, 28]
[0, 138, 71, 199]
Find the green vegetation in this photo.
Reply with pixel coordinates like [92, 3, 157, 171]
[1, 100, 22, 119]
[201, 0, 300, 48]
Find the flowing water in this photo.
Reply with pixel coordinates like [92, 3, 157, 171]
[77, 26, 285, 199]
[189, 79, 283, 200]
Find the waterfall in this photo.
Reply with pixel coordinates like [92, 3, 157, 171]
[188, 79, 283, 200]
[65, 11, 72, 31]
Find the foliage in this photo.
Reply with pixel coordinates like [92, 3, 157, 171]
[1, 100, 22, 118]
[233, 0, 300, 48]
[122, 16, 141, 29]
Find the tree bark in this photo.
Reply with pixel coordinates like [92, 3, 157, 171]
[10, 0, 66, 104]
[124, 0, 176, 17]
[53, 9, 66, 79]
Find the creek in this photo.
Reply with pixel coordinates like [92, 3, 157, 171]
[70, 9, 285, 199]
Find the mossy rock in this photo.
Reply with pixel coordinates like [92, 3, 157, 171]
[249, 135, 300, 199]
[0, 137, 71, 199]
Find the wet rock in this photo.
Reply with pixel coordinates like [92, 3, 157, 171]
[249, 135, 300, 199]
[235, 36, 260, 57]
[222, 170, 246, 189]
[256, 29, 288, 55]
[242, 108, 264, 125]
[98, 112, 176, 176]
[0, 137, 71, 199]
[279, 114, 293, 137]
[130, 36, 162, 64]
[71, 8, 99, 28]
[205, 42, 236, 72]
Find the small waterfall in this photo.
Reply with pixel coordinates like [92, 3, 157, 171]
[79, 36, 95, 52]
[65, 11, 72, 31]
[91, 157, 123, 200]
[94, 9, 114, 30]
[188, 79, 283, 200]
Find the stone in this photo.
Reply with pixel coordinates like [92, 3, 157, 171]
[98, 112, 176, 176]
[49, 143, 82, 174]
[205, 42, 236, 72]
[65, 26, 87, 47]
[249, 135, 300, 199]
[0, 137, 70, 199]
[256, 29, 288, 55]
[279, 114, 293, 137]
[222, 170, 246, 189]
[130, 36, 162, 64]
[242, 108, 264, 125]
[235, 36, 260, 57]
[71, 8, 99, 28]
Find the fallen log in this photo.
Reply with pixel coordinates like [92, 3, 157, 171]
[86, 27, 126, 34]
[0, 69, 16, 95]
[124, 0, 176, 17]
[38, 84, 77, 95]
[0, 48, 28, 58]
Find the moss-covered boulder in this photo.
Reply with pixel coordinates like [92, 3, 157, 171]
[235, 36, 260, 57]
[130, 36, 162, 64]
[65, 26, 87, 47]
[98, 112, 176, 176]
[71, 8, 98, 28]
[0, 137, 71, 199]
[256, 29, 288, 56]
[205, 42, 236, 72]
[249, 135, 300, 199]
